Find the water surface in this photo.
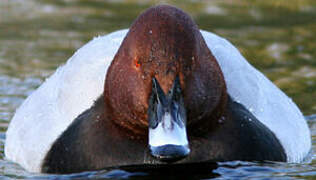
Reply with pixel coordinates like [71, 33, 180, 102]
[0, 0, 316, 179]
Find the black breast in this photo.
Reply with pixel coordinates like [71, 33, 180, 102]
[187, 96, 287, 162]
[42, 95, 286, 174]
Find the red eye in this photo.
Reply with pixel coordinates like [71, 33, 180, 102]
[135, 59, 141, 68]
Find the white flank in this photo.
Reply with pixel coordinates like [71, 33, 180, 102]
[5, 29, 311, 172]
[200, 30, 311, 162]
[5, 30, 128, 172]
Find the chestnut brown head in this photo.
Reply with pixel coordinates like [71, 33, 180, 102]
[104, 5, 227, 160]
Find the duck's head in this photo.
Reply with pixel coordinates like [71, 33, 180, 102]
[104, 5, 227, 162]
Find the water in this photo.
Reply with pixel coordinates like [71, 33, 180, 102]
[0, 0, 316, 179]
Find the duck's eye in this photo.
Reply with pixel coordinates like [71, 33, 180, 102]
[134, 59, 141, 68]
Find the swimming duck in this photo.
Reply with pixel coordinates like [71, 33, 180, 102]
[5, 5, 311, 174]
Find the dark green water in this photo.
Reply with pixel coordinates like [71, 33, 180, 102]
[0, 0, 315, 179]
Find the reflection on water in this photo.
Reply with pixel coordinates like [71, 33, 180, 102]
[0, 0, 316, 179]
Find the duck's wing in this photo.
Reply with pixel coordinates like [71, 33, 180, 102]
[201, 30, 311, 163]
[5, 29, 129, 172]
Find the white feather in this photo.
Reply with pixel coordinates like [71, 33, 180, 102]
[5, 29, 311, 172]
[201, 30, 311, 163]
[5, 30, 127, 172]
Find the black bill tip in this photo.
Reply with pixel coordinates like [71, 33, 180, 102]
[150, 144, 190, 162]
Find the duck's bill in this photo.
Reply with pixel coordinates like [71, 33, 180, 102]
[148, 76, 190, 162]
[149, 115, 190, 162]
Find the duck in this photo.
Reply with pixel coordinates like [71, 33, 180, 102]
[5, 5, 311, 174]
